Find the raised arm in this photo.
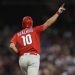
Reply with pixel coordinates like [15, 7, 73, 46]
[43, 3, 65, 30]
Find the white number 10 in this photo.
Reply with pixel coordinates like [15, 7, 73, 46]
[21, 34, 32, 46]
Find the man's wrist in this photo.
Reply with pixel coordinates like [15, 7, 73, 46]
[56, 11, 61, 15]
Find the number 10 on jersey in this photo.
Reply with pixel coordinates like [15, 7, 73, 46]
[21, 34, 32, 46]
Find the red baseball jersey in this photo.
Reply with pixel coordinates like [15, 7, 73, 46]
[10, 25, 44, 56]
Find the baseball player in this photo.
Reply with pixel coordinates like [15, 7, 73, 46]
[9, 3, 65, 75]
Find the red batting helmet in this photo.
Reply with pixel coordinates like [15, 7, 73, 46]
[22, 16, 33, 28]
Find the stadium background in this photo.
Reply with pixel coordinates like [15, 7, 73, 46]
[0, 0, 75, 75]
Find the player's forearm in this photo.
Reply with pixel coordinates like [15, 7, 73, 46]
[9, 43, 18, 53]
[43, 13, 59, 30]
[43, 3, 65, 30]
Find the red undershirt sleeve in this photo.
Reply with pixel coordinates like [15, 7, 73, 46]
[10, 34, 17, 45]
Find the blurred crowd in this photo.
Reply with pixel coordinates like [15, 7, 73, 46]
[0, 25, 75, 75]
[40, 29, 75, 75]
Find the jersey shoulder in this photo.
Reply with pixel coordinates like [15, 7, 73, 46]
[33, 25, 44, 32]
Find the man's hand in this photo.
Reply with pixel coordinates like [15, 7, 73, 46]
[57, 3, 66, 15]
[9, 43, 18, 53]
